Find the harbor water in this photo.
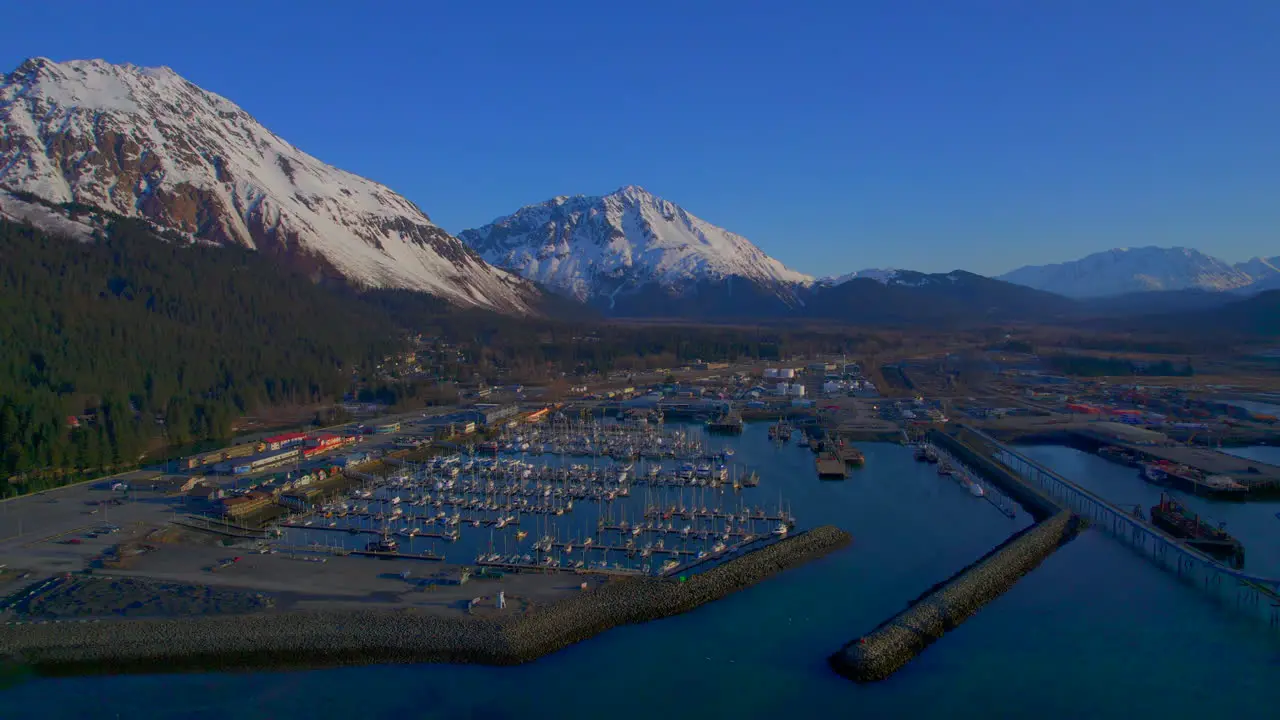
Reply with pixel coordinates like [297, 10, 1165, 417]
[3, 428, 1278, 719]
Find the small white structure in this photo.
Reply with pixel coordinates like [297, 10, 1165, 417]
[778, 368, 796, 379]
[763, 368, 779, 379]
[788, 384, 806, 398]
[496, 591, 506, 609]
[774, 382, 790, 396]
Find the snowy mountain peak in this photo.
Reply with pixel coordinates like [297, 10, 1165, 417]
[459, 187, 813, 304]
[0, 57, 535, 313]
[997, 246, 1258, 297]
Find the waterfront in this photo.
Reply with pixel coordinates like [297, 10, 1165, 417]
[3, 430, 1278, 719]
[1017, 445, 1280, 577]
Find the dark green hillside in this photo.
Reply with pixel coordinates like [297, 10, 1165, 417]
[0, 216, 398, 493]
[807, 270, 1076, 326]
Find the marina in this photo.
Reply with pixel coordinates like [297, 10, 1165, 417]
[5, 435, 1279, 717]
[273, 419, 796, 576]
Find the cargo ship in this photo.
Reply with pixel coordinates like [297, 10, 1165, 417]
[1149, 494, 1244, 569]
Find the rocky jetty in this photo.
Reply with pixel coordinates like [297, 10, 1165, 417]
[0, 526, 851, 676]
[829, 511, 1081, 682]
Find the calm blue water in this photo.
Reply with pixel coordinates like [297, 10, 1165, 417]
[1017, 445, 1280, 577]
[1224, 444, 1280, 468]
[4, 429, 1278, 719]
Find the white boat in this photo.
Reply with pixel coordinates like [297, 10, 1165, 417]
[772, 523, 788, 537]
[969, 482, 986, 497]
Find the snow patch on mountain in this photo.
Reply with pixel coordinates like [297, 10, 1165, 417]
[0, 190, 96, 241]
[458, 185, 812, 303]
[997, 246, 1258, 297]
[0, 57, 533, 313]
[820, 268, 901, 286]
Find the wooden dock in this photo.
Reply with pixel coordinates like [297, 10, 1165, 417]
[474, 559, 647, 576]
[642, 508, 791, 523]
[350, 550, 445, 562]
[279, 523, 460, 542]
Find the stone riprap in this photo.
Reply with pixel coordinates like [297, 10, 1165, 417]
[830, 511, 1081, 683]
[0, 526, 852, 675]
[828, 429, 1085, 683]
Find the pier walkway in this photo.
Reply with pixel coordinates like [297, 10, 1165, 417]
[962, 425, 1280, 629]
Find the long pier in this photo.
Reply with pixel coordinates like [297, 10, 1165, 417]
[963, 425, 1280, 629]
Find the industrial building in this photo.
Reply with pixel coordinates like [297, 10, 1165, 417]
[263, 432, 309, 451]
[220, 491, 274, 519]
[215, 446, 301, 475]
[471, 403, 520, 427]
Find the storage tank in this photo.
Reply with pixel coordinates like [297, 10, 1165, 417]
[789, 384, 806, 397]
[779, 368, 796, 379]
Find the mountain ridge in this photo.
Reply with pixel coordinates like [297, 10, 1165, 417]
[998, 246, 1276, 297]
[458, 185, 812, 311]
[0, 57, 537, 313]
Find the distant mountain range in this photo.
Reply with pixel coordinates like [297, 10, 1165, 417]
[3, 56, 1273, 330]
[997, 247, 1279, 297]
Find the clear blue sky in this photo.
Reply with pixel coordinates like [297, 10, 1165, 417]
[5, 1, 1278, 276]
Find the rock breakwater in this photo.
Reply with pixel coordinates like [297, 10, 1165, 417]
[0, 526, 851, 676]
[829, 511, 1082, 682]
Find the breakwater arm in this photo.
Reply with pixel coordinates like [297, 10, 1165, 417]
[0, 526, 852, 676]
[828, 429, 1083, 683]
[829, 510, 1082, 682]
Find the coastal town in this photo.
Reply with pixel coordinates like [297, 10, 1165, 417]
[2, 344, 1278, 676]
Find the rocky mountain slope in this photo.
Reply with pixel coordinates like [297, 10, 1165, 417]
[0, 57, 535, 313]
[997, 247, 1272, 297]
[458, 186, 812, 311]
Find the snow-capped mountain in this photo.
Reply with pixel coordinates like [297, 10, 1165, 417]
[997, 247, 1261, 298]
[0, 57, 534, 313]
[458, 186, 812, 309]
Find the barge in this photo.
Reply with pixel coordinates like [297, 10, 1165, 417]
[1150, 494, 1245, 569]
[1140, 461, 1248, 496]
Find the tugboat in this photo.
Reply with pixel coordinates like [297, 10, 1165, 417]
[1149, 493, 1245, 569]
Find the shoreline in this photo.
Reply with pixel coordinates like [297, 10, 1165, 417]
[1, 526, 852, 677]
